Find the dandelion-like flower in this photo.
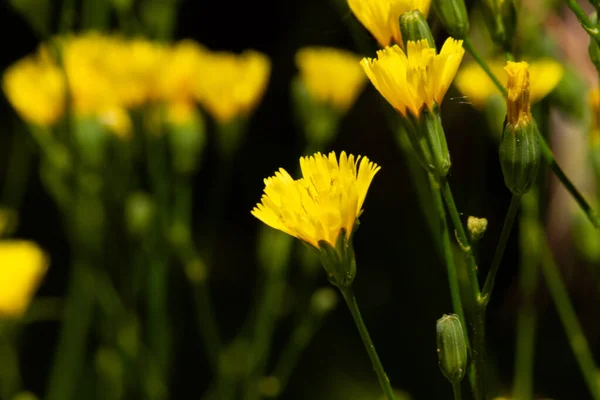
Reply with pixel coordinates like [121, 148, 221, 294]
[195, 49, 271, 123]
[347, 0, 431, 47]
[2, 48, 65, 126]
[251, 151, 380, 249]
[157, 40, 206, 104]
[0, 241, 48, 317]
[361, 38, 464, 118]
[505, 61, 531, 127]
[455, 59, 564, 109]
[295, 47, 367, 112]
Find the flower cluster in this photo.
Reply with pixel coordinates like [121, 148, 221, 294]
[2, 33, 271, 134]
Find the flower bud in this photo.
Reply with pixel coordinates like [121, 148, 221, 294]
[125, 192, 155, 238]
[589, 37, 600, 74]
[432, 0, 470, 39]
[499, 62, 540, 195]
[73, 115, 108, 168]
[310, 287, 338, 316]
[167, 101, 206, 175]
[481, 0, 517, 51]
[399, 10, 436, 50]
[436, 314, 467, 383]
[467, 216, 488, 241]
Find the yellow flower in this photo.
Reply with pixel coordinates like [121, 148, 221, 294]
[505, 61, 531, 127]
[455, 58, 564, 109]
[251, 151, 380, 248]
[361, 38, 464, 117]
[195, 49, 271, 123]
[0, 241, 48, 317]
[2, 47, 65, 126]
[347, 0, 431, 47]
[166, 100, 199, 126]
[98, 107, 133, 139]
[157, 40, 206, 103]
[295, 47, 367, 112]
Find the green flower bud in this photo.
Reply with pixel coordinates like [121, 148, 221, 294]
[432, 0, 470, 39]
[312, 227, 356, 289]
[73, 115, 109, 169]
[467, 216, 488, 241]
[436, 314, 467, 383]
[499, 62, 540, 195]
[11, 392, 38, 400]
[590, 38, 600, 74]
[125, 192, 155, 238]
[481, 0, 516, 52]
[399, 10, 436, 50]
[166, 102, 206, 175]
[310, 287, 338, 316]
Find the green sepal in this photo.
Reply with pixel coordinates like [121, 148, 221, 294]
[307, 224, 358, 289]
[432, 0, 470, 39]
[399, 10, 436, 50]
[436, 314, 468, 383]
[499, 119, 541, 195]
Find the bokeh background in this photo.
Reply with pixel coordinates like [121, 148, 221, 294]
[0, 0, 598, 399]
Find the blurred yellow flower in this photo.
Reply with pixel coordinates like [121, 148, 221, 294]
[157, 40, 206, 103]
[195, 49, 271, 123]
[589, 88, 600, 146]
[98, 107, 133, 139]
[251, 151, 380, 248]
[295, 47, 367, 112]
[361, 38, 464, 117]
[2, 48, 65, 126]
[347, 0, 431, 47]
[455, 58, 564, 109]
[0, 241, 48, 317]
[505, 61, 531, 127]
[166, 100, 199, 126]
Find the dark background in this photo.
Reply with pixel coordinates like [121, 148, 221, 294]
[0, 0, 597, 398]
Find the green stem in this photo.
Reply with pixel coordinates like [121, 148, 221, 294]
[147, 255, 170, 373]
[480, 194, 521, 307]
[46, 263, 95, 400]
[193, 276, 222, 373]
[0, 338, 21, 399]
[563, 0, 599, 39]
[513, 193, 540, 400]
[429, 175, 468, 344]
[538, 235, 600, 400]
[452, 381, 463, 400]
[440, 180, 481, 298]
[463, 38, 505, 95]
[538, 137, 600, 228]
[339, 287, 397, 400]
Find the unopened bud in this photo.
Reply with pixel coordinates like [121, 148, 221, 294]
[125, 192, 154, 238]
[167, 101, 206, 175]
[432, 0, 470, 38]
[499, 62, 540, 195]
[467, 216, 488, 241]
[481, 0, 516, 51]
[310, 287, 338, 316]
[399, 10, 436, 49]
[436, 314, 467, 383]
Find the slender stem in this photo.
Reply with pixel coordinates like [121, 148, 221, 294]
[513, 194, 540, 400]
[538, 235, 600, 400]
[429, 175, 468, 345]
[538, 136, 600, 228]
[440, 180, 481, 298]
[463, 38, 506, 95]
[471, 309, 488, 400]
[480, 195, 521, 307]
[563, 0, 596, 34]
[340, 287, 397, 400]
[452, 382, 463, 400]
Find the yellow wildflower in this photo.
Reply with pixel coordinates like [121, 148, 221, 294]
[98, 107, 133, 139]
[0, 241, 48, 317]
[2, 47, 65, 126]
[455, 58, 564, 109]
[251, 151, 380, 249]
[166, 100, 199, 126]
[361, 38, 464, 117]
[157, 40, 206, 103]
[347, 0, 431, 47]
[505, 61, 531, 127]
[295, 47, 367, 112]
[195, 49, 271, 123]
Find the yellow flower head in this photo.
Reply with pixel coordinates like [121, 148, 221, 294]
[455, 58, 564, 109]
[589, 88, 600, 146]
[347, 0, 431, 47]
[98, 107, 133, 140]
[0, 241, 48, 318]
[2, 47, 65, 126]
[166, 100, 200, 126]
[251, 151, 380, 249]
[505, 61, 531, 127]
[295, 47, 367, 112]
[157, 40, 206, 103]
[361, 38, 464, 117]
[195, 49, 271, 123]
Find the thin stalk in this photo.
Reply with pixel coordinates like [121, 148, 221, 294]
[429, 175, 468, 344]
[512, 194, 540, 400]
[538, 235, 600, 400]
[563, 0, 597, 36]
[452, 382, 463, 400]
[339, 287, 397, 400]
[480, 195, 522, 307]
[193, 279, 222, 373]
[460, 48, 600, 228]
